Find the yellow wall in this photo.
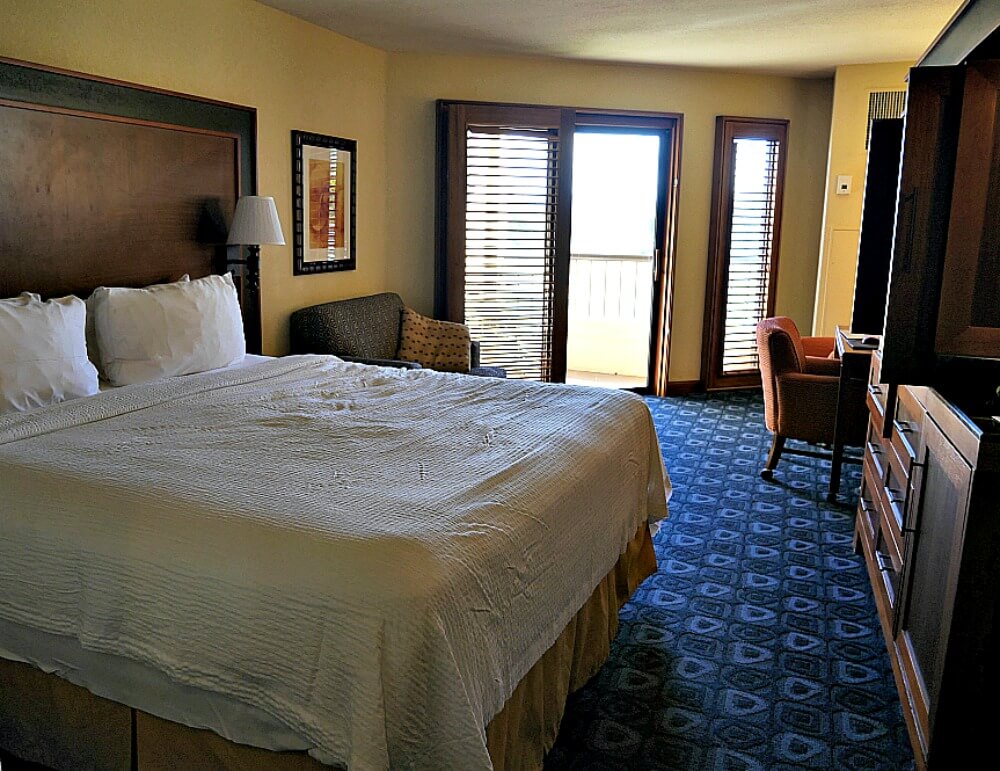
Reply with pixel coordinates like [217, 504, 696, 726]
[2, 0, 835, 382]
[1, 0, 388, 355]
[812, 61, 912, 336]
[385, 53, 833, 382]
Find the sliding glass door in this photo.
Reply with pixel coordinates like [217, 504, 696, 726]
[436, 102, 680, 393]
[567, 123, 670, 390]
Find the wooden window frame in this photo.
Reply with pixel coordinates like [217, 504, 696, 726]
[435, 100, 683, 392]
[702, 116, 789, 390]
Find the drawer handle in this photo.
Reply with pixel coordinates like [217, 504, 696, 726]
[886, 487, 906, 507]
[875, 552, 893, 573]
[892, 420, 924, 467]
[870, 384, 882, 396]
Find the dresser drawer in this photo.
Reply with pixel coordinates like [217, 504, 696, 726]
[875, 521, 903, 613]
[883, 449, 910, 553]
[866, 351, 895, 438]
[870, 349, 882, 383]
[866, 421, 889, 483]
[867, 383, 888, 436]
[857, 458, 882, 545]
[859, 459, 902, 629]
[889, 386, 924, 479]
[877, 473, 905, 570]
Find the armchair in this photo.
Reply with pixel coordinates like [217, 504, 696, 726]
[289, 293, 506, 378]
[756, 317, 867, 499]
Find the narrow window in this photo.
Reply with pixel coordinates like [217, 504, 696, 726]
[702, 117, 788, 389]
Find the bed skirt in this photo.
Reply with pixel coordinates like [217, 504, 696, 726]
[0, 524, 656, 771]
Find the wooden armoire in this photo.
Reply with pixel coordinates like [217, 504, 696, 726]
[856, 5, 1000, 768]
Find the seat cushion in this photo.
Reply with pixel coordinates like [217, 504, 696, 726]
[398, 309, 472, 373]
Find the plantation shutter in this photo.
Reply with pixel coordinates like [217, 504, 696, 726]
[703, 117, 788, 389]
[437, 103, 571, 381]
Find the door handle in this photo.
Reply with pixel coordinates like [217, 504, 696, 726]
[653, 248, 661, 278]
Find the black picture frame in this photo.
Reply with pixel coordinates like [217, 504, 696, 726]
[292, 129, 357, 275]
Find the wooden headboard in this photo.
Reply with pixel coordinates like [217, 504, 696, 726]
[0, 58, 261, 352]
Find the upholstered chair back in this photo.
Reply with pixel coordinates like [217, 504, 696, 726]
[290, 293, 404, 359]
[757, 316, 807, 433]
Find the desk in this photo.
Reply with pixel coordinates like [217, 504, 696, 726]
[830, 327, 877, 499]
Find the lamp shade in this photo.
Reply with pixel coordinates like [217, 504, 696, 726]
[227, 196, 285, 246]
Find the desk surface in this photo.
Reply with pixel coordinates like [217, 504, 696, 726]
[836, 326, 880, 358]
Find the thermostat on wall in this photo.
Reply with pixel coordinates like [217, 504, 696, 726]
[836, 175, 852, 195]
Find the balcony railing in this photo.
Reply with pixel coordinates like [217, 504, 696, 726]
[567, 253, 653, 380]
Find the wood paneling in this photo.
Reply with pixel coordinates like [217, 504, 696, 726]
[0, 57, 259, 352]
[0, 101, 238, 300]
[880, 67, 964, 384]
[934, 61, 1000, 357]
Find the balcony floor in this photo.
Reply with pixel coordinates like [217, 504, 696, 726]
[566, 370, 646, 389]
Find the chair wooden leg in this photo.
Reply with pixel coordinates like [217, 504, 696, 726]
[828, 442, 844, 502]
[761, 435, 785, 480]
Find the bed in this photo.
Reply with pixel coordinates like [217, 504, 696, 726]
[0, 57, 669, 771]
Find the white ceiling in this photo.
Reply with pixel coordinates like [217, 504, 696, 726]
[259, 0, 961, 76]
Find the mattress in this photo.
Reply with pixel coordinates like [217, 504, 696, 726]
[0, 356, 670, 769]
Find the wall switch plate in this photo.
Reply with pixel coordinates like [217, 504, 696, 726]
[836, 175, 852, 195]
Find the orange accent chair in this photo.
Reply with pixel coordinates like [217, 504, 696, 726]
[756, 317, 867, 499]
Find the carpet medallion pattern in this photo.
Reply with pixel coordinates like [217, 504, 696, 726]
[545, 391, 914, 770]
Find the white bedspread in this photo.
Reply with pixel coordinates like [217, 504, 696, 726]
[0, 356, 669, 769]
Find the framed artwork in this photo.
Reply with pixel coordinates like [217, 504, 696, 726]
[292, 130, 357, 274]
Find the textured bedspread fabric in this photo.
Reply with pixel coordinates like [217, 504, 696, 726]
[0, 356, 670, 770]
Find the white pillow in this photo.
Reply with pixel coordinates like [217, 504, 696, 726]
[91, 273, 246, 386]
[85, 275, 189, 378]
[0, 293, 100, 413]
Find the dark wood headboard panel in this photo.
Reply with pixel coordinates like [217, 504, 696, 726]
[0, 58, 261, 352]
[0, 101, 239, 296]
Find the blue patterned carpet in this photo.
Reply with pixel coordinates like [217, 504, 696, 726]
[545, 391, 914, 771]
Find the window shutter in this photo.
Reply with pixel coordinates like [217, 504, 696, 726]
[721, 136, 782, 375]
[464, 126, 559, 380]
[437, 104, 569, 381]
[703, 117, 789, 389]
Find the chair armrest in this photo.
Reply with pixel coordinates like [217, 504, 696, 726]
[801, 336, 835, 358]
[469, 366, 507, 378]
[775, 372, 840, 443]
[339, 356, 422, 370]
[470, 340, 481, 369]
[803, 356, 841, 377]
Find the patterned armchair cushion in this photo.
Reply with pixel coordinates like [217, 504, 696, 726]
[398, 308, 472, 373]
[289, 293, 404, 360]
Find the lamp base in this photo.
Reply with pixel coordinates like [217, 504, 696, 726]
[226, 244, 262, 354]
[245, 244, 260, 290]
[227, 244, 260, 289]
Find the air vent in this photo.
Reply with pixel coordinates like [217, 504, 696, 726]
[866, 90, 906, 148]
